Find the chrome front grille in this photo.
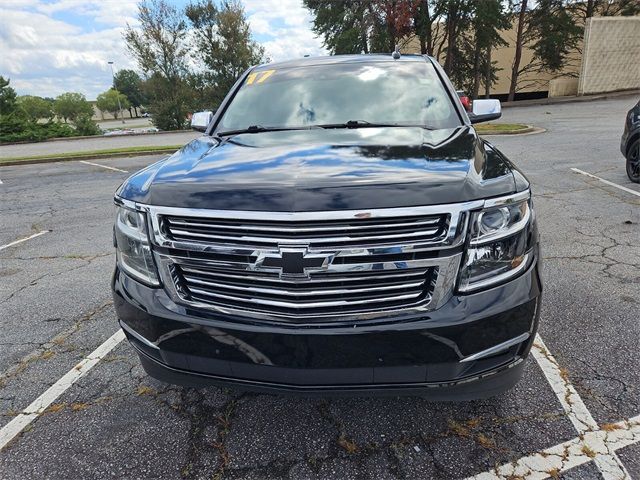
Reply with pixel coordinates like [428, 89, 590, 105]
[145, 203, 479, 322]
[162, 213, 448, 248]
[175, 264, 437, 315]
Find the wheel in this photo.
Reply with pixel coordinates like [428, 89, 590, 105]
[627, 139, 640, 183]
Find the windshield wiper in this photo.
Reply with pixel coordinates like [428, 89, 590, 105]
[217, 125, 322, 136]
[317, 120, 434, 130]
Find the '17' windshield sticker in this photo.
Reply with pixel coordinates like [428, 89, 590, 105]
[245, 70, 275, 85]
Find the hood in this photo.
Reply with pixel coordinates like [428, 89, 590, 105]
[118, 126, 522, 211]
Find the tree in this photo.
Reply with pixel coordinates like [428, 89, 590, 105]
[113, 69, 146, 117]
[124, 0, 192, 129]
[469, 0, 509, 98]
[372, 1, 418, 52]
[17, 95, 54, 122]
[566, 0, 640, 18]
[304, 1, 371, 54]
[96, 89, 131, 119]
[53, 92, 94, 123]
[528, 0, 582, 73]
[305, 1, 418, 55]
[414, 0, 449, 55]
[186, 0, 264, 106]
[441, 0, 474, 82]
[508, 0, 583, 101]
[0, 76, 18, 115]
[141, 73, 195, 130]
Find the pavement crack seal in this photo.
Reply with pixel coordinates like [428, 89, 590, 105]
[0, 329, 125, 451]
[466, 335, 637, 479]
[0, 300, 113, 388]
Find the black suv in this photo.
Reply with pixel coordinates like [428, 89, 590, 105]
[621, 100, 640, 183]
[112, 55, 542, 400]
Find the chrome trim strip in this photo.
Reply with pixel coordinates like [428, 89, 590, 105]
[167, 226, 443, 246]
[183, 276, 425, 297]
[189, 286, 423, 309]
[180, 266, 427, 284]
[119, 320, 160, 350]
[460, 332, 530, 363]
[483, 190, 530, 208]
[143, 201, 484, 222]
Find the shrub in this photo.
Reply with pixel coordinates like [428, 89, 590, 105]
[73, 115, 101, 136]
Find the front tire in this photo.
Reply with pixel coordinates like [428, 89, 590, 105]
[627, 139, 640, 183]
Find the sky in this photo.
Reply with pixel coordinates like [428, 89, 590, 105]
[0, 0, 327, 99]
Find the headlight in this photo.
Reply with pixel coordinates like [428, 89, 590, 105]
[458, 193, 533, 292]
[114, 204, 159, 286]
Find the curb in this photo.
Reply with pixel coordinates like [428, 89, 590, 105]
[502, 89, 640, 108]
[477, 125, 536, 135]
[481, 126, 546, 137]
[0, 148, 178, 167]
[0, 129, 193, 146]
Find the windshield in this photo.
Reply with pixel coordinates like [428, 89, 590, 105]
[216, 60, 461, 132]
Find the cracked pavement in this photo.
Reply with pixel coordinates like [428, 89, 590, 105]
[0, 96, 639, 479]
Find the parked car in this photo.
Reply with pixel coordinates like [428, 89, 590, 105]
[112, 54, 541, 400]
[456, 90, 473, 112]
[621, 100, 640, 183]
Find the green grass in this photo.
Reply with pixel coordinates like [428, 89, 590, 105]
[0, 145, 183, 164]
[474, 123, 530, 134]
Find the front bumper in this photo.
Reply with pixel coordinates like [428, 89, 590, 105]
[112, 258, 542, 399]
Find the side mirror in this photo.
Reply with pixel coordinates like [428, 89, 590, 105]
[469, 99, 501, 124]
[191, 110, 214, 132]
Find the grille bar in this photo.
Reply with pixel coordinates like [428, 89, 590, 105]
[189, 287, 423, 308]
[183, 274, 425, 297]
[166, 226, 443, 247]
[166, 217, 442, 233]
[162, 213, 449, 248]
[180, 265, 427, 285]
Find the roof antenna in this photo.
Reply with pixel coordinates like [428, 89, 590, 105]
[392, 45, 401, 59]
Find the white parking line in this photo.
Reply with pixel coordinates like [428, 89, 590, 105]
[571, 168, 640, 197]
[468, 333, 636, 479]
[0, 230, 50, 252]
[79, 160, 128, 173]
[467, 414, 640, 480]
[532, 335, 629, 479]
[0, 329, 125, 451]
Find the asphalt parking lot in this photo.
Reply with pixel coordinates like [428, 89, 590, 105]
[1, 96, 639, 480]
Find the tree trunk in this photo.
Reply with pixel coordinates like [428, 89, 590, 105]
[443, 2, 457, 74]
[508, 0, 528, 102]
[417, 0, 432, 54]
[484, 46, 492, 98]
[586, 0, 595, 18]
[472, 43, 481, 99]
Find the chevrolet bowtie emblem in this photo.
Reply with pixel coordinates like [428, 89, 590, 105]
[254, 247, 332, 278]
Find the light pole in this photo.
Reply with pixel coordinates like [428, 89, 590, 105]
[108, 61, 125, 124]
